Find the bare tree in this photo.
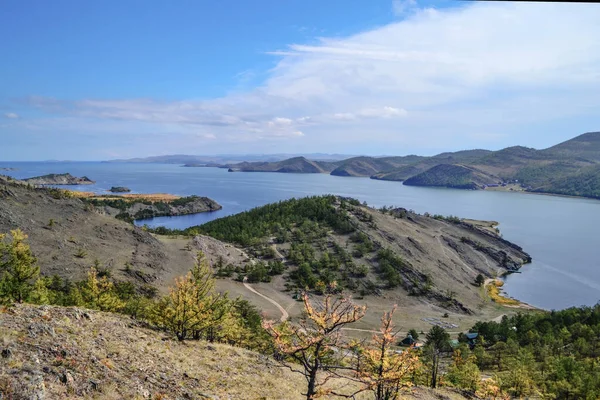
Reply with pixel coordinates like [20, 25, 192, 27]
[263, 292, 366, 399]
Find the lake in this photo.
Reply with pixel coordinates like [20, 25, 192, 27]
[2, 161, 599, 311]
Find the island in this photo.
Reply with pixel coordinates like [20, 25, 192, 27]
[23, 173, 95, 185]
[109, 186, 131, 193]
[0, 167, 17, 171]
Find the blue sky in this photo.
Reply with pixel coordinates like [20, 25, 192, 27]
[2, 0, 600, 160]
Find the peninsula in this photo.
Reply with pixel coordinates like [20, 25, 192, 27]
[23, 173, 95, 185]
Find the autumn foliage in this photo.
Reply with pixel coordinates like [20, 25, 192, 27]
[354, 307, 420, 400]
[263, 292, 366, 399]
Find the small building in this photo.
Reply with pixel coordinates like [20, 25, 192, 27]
[465, 332, 479, 348]
[399, 334, 417, 347]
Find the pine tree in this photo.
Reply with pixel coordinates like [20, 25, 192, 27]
[155, 252, 230, 341]
[81, 267, 126, 312]
[424, 325, 451, 388]
[445, 348, 481, 391]
[0, 229, 40, 303]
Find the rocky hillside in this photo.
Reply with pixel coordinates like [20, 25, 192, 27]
[0, 304, 306, 399]
[0, 175, 194, 286]
[0, 304, 472, 400]
[84, 195, 222, 222]
[23, 173, 95, 185]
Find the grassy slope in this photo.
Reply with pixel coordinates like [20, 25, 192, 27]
[0, 175, 196, 287]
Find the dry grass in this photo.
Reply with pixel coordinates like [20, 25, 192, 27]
[68, 191, 181, 202]
[486, 280, 521, 306]
[0, 304, 469, 400]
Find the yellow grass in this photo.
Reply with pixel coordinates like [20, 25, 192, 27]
[486, 279, 520, 306]
[67, 191, 181, 202]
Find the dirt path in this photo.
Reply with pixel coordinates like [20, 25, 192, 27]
[242, 280, 289, 322]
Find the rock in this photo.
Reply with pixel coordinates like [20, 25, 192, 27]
[23, 374, 46, 400]
[60, 371, 74, 386]
[1, 348, 11, 359]
[28, 323, 55, 338]
[137, 385, 151, 399]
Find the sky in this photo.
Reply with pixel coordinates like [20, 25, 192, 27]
[1, 0, 600, 161]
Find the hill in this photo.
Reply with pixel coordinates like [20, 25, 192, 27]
[228, 156, 337, 173]
[167, 196, 532, 324]
[0, 175, 205, 286]
[330, 155, 424, 177]
[531, 163, 600, 199]
[0, 303, 307, 399]
[180, 132, 600, 200]
[541, 131, 600, 162]
[403, 164, 501, 190]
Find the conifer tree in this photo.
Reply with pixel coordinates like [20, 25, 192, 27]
[156, 252, 230, 341]
[354, 307, 420, 400]
[0, 229, 40, 303]
[81, 266, 126, 312]
[263, 291, 366, 399]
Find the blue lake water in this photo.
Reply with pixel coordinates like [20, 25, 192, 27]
[2, 161, 599, 311]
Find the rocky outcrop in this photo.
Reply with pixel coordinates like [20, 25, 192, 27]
[23, 173, 95, 185]
[0, 304, 307, 400]
[89, 195, 222, 221]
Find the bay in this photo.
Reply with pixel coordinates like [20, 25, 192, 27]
[2, 161, 599, 311]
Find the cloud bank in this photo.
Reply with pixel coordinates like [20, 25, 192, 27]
[4, 2, 600, 159]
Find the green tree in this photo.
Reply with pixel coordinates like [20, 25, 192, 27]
[155, 252, 229, 341]
[445, 348, 481, 392]
[0, 229, 40, 303]
[81, 267, 126, 312]
[475, 274, 485, 287]
[408, 329, 419, 341]
[424, 326, 451, 388]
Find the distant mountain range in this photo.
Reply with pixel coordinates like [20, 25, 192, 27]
[106, 153, 355, 164]
[109, 132, 600, 200]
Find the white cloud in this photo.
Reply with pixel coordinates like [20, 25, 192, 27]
[4, 112, 19, 119]
[333, 113, 356, 121]
[392, 0, 417, 16]
[14, 2, 600, 156]
[358, 106, 407, 118]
